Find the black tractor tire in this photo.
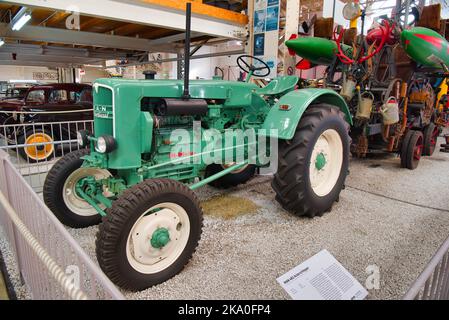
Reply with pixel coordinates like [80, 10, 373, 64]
[272, 104, 350, 218]
[404, 130, 424, 170]
[43, 149, 104, 228]
[17, 128, 55, 163]
[400, 130, 414, 168]
[96, 178, 203, 291]
[422, 123, 439, 156]
[205, 164, 256, 188]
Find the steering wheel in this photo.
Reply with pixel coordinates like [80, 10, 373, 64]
[237, 55, 271, 78]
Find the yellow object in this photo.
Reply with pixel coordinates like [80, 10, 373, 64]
[202, 195, 259, 219]
[409, 91, 429, 102]
[350, 18, 358, 29]
[400, 82, 408, 98]
[25, 133, 54, 161]
[0, 270, 8, 300]
[140, 0, 248, 25]
[437, 79, 448, 112]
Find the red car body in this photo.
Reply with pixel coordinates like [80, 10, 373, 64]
[0, 83, 93, 124]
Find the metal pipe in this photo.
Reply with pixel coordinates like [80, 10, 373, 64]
[332, 0, 336, 20]
[404, 235, 449, 299]
[104, 49, 245, 69]
[404, 0, 410, 28]
[189, 161, 249, 190]
[183, 2, 192, 99]
[75, 186, 108, 217]
[0, 190, 88, 299]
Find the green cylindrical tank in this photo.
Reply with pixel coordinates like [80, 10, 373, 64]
[285, 37, 351, 66]
[401, 27, 449, 68]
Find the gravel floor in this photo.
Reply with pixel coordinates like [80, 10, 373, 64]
[0, 228, 30, 300]
[2, 138, 449, 300]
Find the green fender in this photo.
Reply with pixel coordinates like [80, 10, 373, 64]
[260, 88, 353, 140]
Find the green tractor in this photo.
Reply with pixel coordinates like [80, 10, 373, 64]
[43, 4, 352, 291]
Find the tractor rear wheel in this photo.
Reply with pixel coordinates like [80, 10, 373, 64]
[96, 178, 203, 291]
[272, 104, 350, 218]
[43, 149, 111, 228]
[205, 164, 256, 188]
[423, 123, 439, 156]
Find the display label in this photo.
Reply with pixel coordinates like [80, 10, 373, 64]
[277, 249, 368, 300]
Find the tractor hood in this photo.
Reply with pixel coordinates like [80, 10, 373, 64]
[93, 78, 258, 103]
[91, 78, 259, 170]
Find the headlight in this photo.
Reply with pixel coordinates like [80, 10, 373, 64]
[77, 130, 90, 147]
[95, 135, 117, 154]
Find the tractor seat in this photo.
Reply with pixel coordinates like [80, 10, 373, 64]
[255, 76, 299, 96]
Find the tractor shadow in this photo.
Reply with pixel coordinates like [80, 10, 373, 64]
[350, 152, 401, 171]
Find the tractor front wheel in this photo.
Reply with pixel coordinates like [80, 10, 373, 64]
[96, 178, 203, 291]
[43, 149, 111, 228]
[272, 104, 350, 218]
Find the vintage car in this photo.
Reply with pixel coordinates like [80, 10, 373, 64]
[0, 86, 34, 101]
[0, 83, 93, 162]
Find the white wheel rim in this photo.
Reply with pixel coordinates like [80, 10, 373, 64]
[62, 167, 111, 217]
[126, 202, 190, 274]
[309, 129, 343, 197]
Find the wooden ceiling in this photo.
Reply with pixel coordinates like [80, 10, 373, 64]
[0, 1, 248, 50]
[0, 0, 248, 67]
[0, 3, 183, 44]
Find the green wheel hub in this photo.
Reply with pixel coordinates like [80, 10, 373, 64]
[315, 152, 327, 171]
[150, 227, 171, 249]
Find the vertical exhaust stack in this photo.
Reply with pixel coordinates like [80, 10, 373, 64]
[162, 3, 207, 114]
[182, 2, 192, 100]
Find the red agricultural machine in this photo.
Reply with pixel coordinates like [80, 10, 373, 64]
[286, 0, 449, 169]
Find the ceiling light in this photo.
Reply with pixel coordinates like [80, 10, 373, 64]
[11, 7, 32, 31]
[0, 39, 4, 47]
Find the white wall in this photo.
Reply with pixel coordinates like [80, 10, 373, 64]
[0, 65, 59, 83]
[78, 67, 109, 84]
[190, 41, 244, 81]
[0, 65, 109, 84]
[323, 0, 349, 28]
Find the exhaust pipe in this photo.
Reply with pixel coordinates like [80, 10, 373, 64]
[182, 2, 192, 100]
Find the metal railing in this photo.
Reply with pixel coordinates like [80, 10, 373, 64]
[0, 150, 124, 300]
[0, 118, 93, 193]
[404, 236, 449, 300]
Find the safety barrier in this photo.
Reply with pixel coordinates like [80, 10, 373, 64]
[403, 236, 449, 300]
[0, 119, 93, 193]
[0, 150, 124, 300]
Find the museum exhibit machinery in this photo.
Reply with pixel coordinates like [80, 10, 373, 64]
[286, 0, 449, 169]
